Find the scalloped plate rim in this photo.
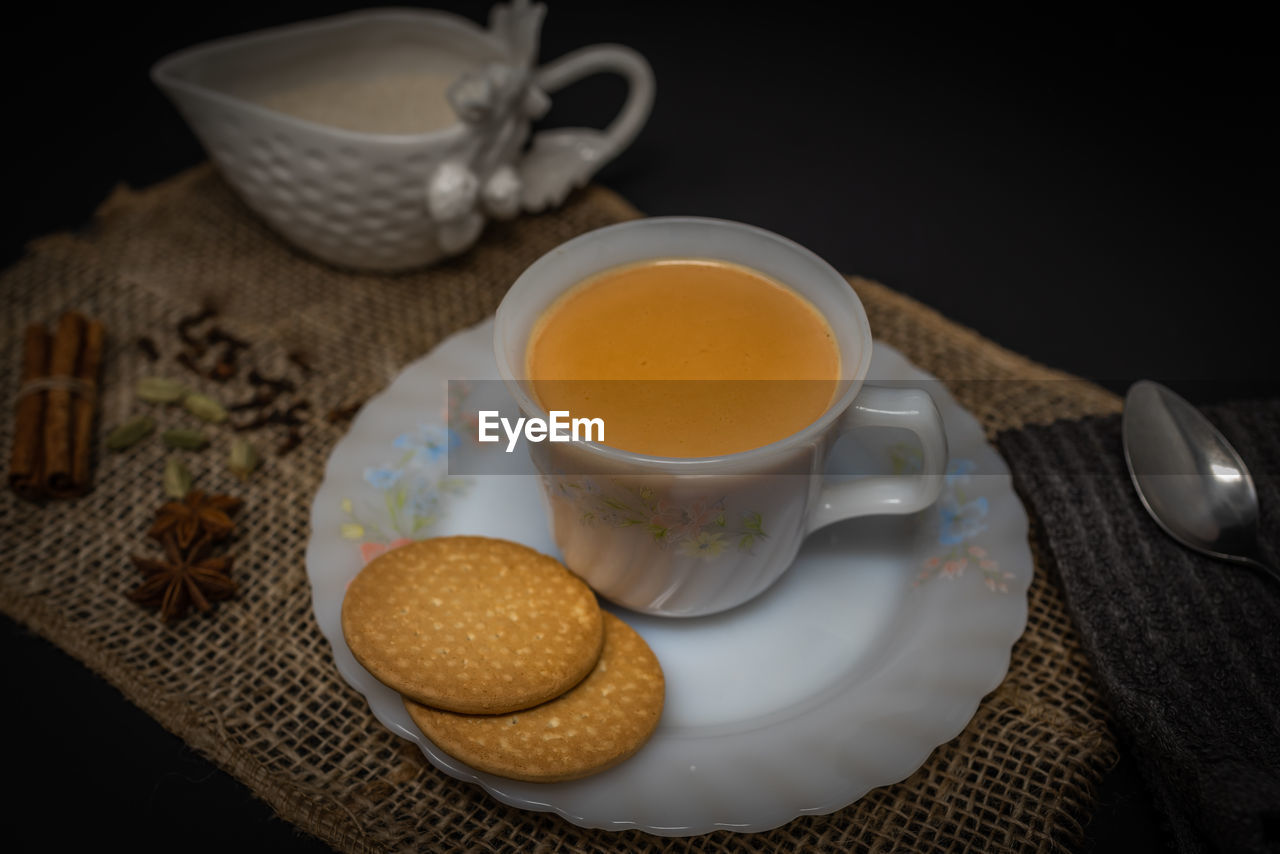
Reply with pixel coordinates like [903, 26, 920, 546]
[306, 317, 1032, 835]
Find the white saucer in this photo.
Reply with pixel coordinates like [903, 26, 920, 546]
[306, 318, 1031, 835]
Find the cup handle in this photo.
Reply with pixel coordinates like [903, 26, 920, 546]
[806, 386, 949, 533]
[518, 44, 654, 212]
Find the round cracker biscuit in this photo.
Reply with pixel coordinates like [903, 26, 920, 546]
[341, 537, 603, 714]
[405, 612, 664, 782]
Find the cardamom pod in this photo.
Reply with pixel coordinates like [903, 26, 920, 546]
[135, 376, 188, 404]
[163, 455, 193, 498]
[106, 415, 155, 451]
[229, 438, 261, 480]
[183, 392, 228, 423]
[162, 428, 209, 450]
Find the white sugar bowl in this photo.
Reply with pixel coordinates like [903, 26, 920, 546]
[152, 1, 653, 272]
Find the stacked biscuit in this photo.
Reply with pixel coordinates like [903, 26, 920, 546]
[341, 536, 664, 782]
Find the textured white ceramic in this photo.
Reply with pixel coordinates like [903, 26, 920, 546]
[306, 317, 1032, 835]
[152, 2, 653, 271]
[494, 218, 948, 615]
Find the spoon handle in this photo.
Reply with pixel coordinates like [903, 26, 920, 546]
[1241, 554, 1280, 588]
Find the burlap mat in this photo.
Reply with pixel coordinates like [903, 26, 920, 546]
[1, 164, 1122, 852]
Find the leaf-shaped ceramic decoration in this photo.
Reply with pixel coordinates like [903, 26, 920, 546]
[518, 129, 609, 212]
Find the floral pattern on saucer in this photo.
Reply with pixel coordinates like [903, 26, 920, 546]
[915, 459, 1014, 593]
[339, 384, 475, 545]
[887, 445, 1011, 592]
[546, 476, 768, 559]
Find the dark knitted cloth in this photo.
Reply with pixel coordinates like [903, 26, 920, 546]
[996, 401, 1280, 854]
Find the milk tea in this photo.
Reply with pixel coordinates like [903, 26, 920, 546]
[527, 259, 840, 457]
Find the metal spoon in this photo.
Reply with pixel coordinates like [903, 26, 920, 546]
[1122, 380, 1279, 584]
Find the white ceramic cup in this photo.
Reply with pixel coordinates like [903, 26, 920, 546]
[494, 217, 948, 616]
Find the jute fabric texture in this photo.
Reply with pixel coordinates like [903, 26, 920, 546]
[1, 164, 1121, 852]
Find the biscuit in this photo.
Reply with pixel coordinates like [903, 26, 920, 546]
[406, 612, 664, 782]
[341, 536, 603, 714]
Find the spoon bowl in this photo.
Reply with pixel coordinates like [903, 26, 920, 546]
[1122, 380, 1278, 583]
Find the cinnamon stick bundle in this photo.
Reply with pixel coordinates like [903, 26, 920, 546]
[9, 325, 49, 500]
[8, 311, 106, 501]
[42, 312, 83, 494]
[70, 319, 106, 491]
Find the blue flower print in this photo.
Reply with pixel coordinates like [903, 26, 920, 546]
[363, 467, 403, 491]
[913, 457, 1011, 593]
[392, 423, 454, 466]
[344, 417, 472, 544]
[936, 459, 988, 545]
[938, 494, 989, 545]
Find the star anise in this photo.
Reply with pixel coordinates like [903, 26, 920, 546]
[147, 489, 242, 549]
[128, 533, 237, 622]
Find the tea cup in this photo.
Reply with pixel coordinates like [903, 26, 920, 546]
[493, 217, 948, 616]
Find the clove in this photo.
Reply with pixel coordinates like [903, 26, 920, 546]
[276, 428, 303, 456]
[175, 351, 203, 377]
[206, 326, 249, 350]
[232, 406, 305, 432]
[286, 350, 314, 377]
[176, 305, 216, 355]
[137, 336, 160, 362]
[208, 344, 239, 382]
[229, 388, 279, 412]
[248, 368, 296, 393]
[325, 400, 365, 423]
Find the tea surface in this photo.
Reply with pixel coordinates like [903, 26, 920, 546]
[527, 259, 840, 457]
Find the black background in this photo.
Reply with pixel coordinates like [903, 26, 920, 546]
[3, 2, 1274, 851]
